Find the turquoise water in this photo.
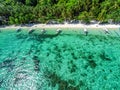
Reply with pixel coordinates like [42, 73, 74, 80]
[0, 28, 120, 90]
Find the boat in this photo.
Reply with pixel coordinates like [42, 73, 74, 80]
[28, 29, 35, 34]
[16, 28, 21, 32]
[41, 29, 46, 34]
[84, 28, 88, 36]
[56, 29, 62, 35]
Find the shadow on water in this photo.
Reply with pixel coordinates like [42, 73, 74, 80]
[16, 32, 61, 39]
[16, 33, 28, 39]
[15, 33, 61, 45]
[15, 32, 120, 44]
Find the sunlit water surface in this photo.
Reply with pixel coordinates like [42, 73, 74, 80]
[0, 28, 120, 90]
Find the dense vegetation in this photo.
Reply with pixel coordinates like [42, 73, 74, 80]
[0, 0, 120, 25]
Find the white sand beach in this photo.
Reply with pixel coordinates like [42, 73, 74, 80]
[0, 23, 120, 29]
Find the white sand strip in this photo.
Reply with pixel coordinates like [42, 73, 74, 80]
[0, 24, 120, 29]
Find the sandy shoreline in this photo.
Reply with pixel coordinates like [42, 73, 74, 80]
[0, 24, 120, 29]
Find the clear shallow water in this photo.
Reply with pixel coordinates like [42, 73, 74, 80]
[0, 28, 120, 90]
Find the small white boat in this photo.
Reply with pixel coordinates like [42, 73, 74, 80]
[84, 28, 88, 36]
[56, 29, 62, 34]
[16, 28, 21, 32]
[41, 29, 46, 34]
[28, 29, 35, 34]
[104, 28, 109, 34]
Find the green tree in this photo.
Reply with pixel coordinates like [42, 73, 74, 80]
[25, 0, 37, 6]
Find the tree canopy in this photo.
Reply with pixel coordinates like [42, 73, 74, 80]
[0, 0, 120, 25]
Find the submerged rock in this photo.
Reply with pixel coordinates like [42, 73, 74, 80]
[44, 71, 80, 90]
[0, 58, 15, 69]
[88, 60, 97, 68]
[0, 79, 3, 87]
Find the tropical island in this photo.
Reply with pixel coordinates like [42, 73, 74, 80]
[0, 0, 120, 26]
[0, 1, 120, 90]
